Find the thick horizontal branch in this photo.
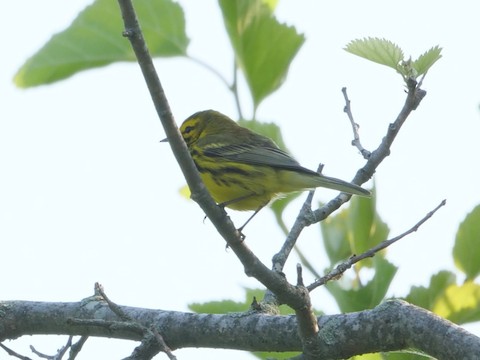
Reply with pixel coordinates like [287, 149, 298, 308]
[1, 299, 479, 359]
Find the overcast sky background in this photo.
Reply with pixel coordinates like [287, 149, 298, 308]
[2, 1, 480, 359]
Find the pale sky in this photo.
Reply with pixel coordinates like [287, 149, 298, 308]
[2, 1, 480, 359]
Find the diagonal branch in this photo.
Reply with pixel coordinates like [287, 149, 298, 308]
[117, 0, 320, 348]
[0, 343, 32, 360]
[273, 79, 427, 272]
[68, 336, 87, 360]
[117, 0, 233, 244]
[307, 199, 446, 291]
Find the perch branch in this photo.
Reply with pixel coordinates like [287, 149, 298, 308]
[117, 0, 321, 345]
[117, 0, 243, 248]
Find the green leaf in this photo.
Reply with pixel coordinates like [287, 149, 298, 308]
[188, 288, 264, 314]
[345, 37, 404, 71]
[326, 257, 397, 313]
[406, 271, 480, 324]
[237, 119, 289, 152]
[320, 188, 389, 267]
[353, 354, 431, 360]
[321, 208, 354, 265]
[433, 282, 480, 324]
[351, 354, 383, 360]
[261, 0, 278, 11]
[294, 244, 322, 279]
[188, 288, 296, 315]
[14, 0, 188, 87]
[347, 189, 389, 259]
[189, 287, 321, 360]
[453, 205, 480, 280]
[219, 0, 305, 109]
[188, 300, 249, 314]
[406, 271, 457, 311]
[269, 192, 302, 233]
[412, 45, 442, 76]
[345, 37, 442, 81]
[376, 352, 431, 359]
[253, 351, 300, 359]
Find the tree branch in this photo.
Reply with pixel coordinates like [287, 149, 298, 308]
[307, 199, 446, 291]
[0, 343, 32, 360]
[94, 283, 175, 360]
[342, 87, 371, 159]
[117, 0, 242, 247]
[117, 0, 320, 349]
[68, 336, 87, 360]
[273, 79, 427, 272]
[1, 299, 479, 359]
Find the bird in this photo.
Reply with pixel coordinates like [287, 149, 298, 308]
[166, 110, 370, 232]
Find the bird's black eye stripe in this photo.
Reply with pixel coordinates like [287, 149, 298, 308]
[184, 125, 194, 134]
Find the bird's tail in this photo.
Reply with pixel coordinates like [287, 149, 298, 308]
[312, 174, 370, 196]
[283, 170, 370, 197]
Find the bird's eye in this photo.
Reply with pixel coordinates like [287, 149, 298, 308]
[184, 126, 194, 134]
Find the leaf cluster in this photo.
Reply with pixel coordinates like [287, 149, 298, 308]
[345, 37, 442, 81]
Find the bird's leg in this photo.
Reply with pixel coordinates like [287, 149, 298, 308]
[217, 193, 264, 240]
[237, 205, 265, 234]
[203, 193, 258, 230]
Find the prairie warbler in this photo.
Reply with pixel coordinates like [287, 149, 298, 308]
[166, 110, 370, 230]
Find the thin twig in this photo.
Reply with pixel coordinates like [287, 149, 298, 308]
[29, 346, 49, 359]
[232, 59, 243, 119]
[151, 326, 177, 360]
[95, 282, 132, 321]
[0, 343, 32, 360]
[273, 80, 426, 273]
[307, 199, 446, 291]
[296, 264, 304, 287]
[417, 73, 427, 92]
[186, 55, 245, 120]
[125, 330, 168, 360]
[56, 336, 73, 359]
[272, 164, 321, 270]
[31, 341, 72, 360]
[96, 283, 176, 359]
[342, 87, 371, 159]
[187, 55, 231, 89]
[68, 336, 88, 360]
[30, 344, 67, 360]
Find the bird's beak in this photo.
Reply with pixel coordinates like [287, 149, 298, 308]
[160, 137, 168, 143]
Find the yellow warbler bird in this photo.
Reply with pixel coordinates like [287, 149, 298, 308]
[167, 110, 370, 230]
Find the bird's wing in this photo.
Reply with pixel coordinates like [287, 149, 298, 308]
[202, 140, 316, 175]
